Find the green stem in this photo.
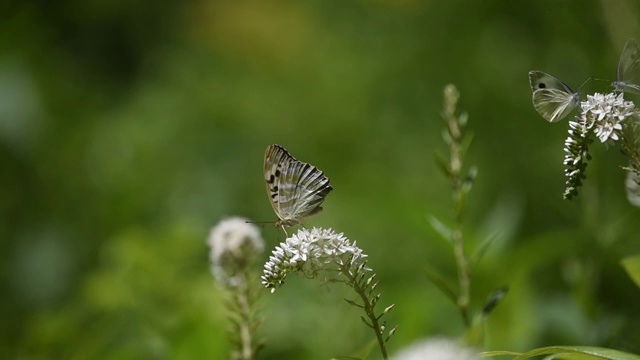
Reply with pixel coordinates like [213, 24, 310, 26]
[443, 84, 471, 327]
[342, 265, 388, 360]
[238, 271, 254, 360]
[452, 228, 470, 327]
[228, 269, 257, 360]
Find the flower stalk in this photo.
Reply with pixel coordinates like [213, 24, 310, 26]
[262, 228, 396, 359]
[207, 217, 265, 360]
[225, 268, 264, 360]
[441, 84, 473, 327]
[561, 92, 640, 200]
[340, 260, 396, 359]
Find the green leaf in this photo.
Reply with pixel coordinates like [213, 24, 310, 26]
[463, 319, 484, 347]
[471, 231, 497, 265]
[434, 150, 451, 177]
[329, 339, 377, 360]
[482, 286, 509, 317]
[481, 350, 522, 358]
[427, 214, 452, 243]
[459, 130, 474, 158]
[458, 112, 469, 127]
[482, 346, 640, 360]
[621, 254, 640, 288]
[424, 264, 457, 305]
[480, 350, 522, 358]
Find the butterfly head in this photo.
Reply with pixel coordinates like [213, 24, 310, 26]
[612, 38, 640, 94]
[612, 81, 624, 92]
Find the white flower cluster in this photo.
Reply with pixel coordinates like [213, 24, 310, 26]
[580, 92, 636, 144]
[563, 120, 590, 170]
[562, 92, 639, 199]
[207, 217, 264, 286]
[262, 227, 368, 292]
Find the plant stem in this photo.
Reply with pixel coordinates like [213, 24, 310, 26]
[342, 265, 388, 360]
[452, 228, 470, 327]
[231, 269, 256, 360]
[240, 272, 253, 360]
[443, 84, 471, 327]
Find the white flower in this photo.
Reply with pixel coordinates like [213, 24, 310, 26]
[262, 227, 367, 292]
[580, 92, 635, 145]
[561, 92, 639, 199]
[394, 338, 480, 360]
[207, 217, 264, 286]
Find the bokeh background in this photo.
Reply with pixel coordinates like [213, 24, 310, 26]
[2, 0, 640, 358]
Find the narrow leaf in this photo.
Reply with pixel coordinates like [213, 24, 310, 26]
[510, 346, 640, 360]
[482, 286, 509, 317]
[471, 231, 498, 265]
[434, 151, 451, 177]
[424, 264, 458, 305]
[621, 254, 640, 288]
[338, 339, 378, 360]
[427, 214, 453, 243]
[481, 350, 522, 358]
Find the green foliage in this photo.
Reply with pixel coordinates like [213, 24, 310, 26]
[483, 346, 640, 360]
[2, 0, 640, 358]
[621, 254, 640, 288]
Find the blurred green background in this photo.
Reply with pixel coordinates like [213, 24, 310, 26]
[2, 0, 640, 358]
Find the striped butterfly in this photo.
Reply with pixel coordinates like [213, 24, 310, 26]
[613, 38, 640, 94]
[264, 144, 333, 233]
[529, 70, 581, 123]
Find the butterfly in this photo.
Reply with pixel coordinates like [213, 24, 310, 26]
[529, 70, 581, 123]
[612, 38, 640, 94]
[264, 144, 333, 234]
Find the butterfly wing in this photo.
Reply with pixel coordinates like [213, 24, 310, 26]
[529, 70, 574, 94]
[528, 71, 580, 122]
[264, 144, 332, 228]
[264, 144, 291, 222]
[531, 88, 579, 123]
[614, 38, 640, 94]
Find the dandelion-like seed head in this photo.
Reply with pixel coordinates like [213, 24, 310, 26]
[261, 227, 368, 292]
[207, 217, 264, 286]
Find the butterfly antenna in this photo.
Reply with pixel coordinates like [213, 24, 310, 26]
[590, 77, 611, 83]
[577, 75, 593, 92]
[245, 220, 276, 232]
[246, 220, 275, 224]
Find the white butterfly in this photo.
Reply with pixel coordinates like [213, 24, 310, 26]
[529, 70, 581, 123]
[612, 38, 640, 94]
[264, 144, 333, 233]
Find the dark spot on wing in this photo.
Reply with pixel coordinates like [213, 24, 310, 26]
[275, 169, 281, 177]
[538, 83, 546, 89]
[267, 174, 275, 184]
